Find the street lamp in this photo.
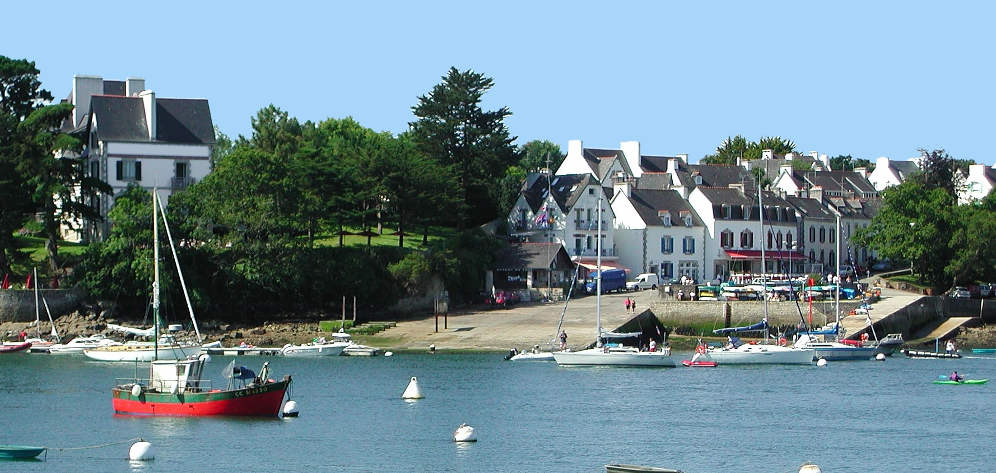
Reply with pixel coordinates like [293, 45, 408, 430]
[908, 222, 916, 276]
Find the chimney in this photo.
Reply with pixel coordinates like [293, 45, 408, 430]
[72, 75, 103, 128]
[809, 151, 819, 160]
[810, 185, 824, 202]
[140, 90, 156, 141]
[613, 173, 633, 198]
[876, 156, 890, 172]
[728, 183, 745, 195]
[676, 153, 688, 164]
[736, 155, 742, 168]
[762, 149, 773, 160]
[666, 158, 679, 175]
[819, 154, 830, 170]
[780, 163, 794, 182]
[620, 141, 642, 178]
[854, 167, 867, 179]
[785, 152, 795, 161]
[125, 77, 145, 96]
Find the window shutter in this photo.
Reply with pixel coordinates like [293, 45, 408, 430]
[135, 161, 142, 181]
[682, 238, 687, 253]
[116, 160, 122, 180]
[690, 238, 695, 253]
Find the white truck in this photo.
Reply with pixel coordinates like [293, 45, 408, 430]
[626, 273, 660, 291]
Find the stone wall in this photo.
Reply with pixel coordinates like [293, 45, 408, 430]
[650, 298, 861, 329]
[0, 288, 87, 323]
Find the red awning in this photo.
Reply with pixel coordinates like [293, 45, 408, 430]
[576, 260, 631, 273]
[724, 250, 806, 260]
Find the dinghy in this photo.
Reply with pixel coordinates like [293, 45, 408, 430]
[932, 379, 987, 385]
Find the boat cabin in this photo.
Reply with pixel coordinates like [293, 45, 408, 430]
[150, 358, 206, 394]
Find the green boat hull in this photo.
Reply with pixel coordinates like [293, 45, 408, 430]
[0, 445, 47, 459]
[933, 379, 988, 385]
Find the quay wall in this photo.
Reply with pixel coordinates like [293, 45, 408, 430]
[0, 288, 86, 323]
[649, 299, 862, 330]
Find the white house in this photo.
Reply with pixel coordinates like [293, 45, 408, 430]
[959, 164, 996, 204]
[867, 156, 922, 191]
[687, 185, 803, 282]
[611, 184, 705, 282]
[61, 75, 214, 242]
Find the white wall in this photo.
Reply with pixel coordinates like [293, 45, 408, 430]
[556, 139, 594, 176]
[868, 156, 901, 191]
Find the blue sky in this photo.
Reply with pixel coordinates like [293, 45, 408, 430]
[4, 1, 993, 164]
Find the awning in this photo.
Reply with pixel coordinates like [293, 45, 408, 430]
[575, 260, 630, 273]
[724, 250, 806, 260]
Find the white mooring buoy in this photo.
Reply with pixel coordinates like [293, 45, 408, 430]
[282, 400, 299, 417]
[129, 440, 154, 461]
[876, 353, 886, 361]
[798, 462, 822, 473]
[130, 384, 142, 397]
[428, 344, 436, 353]
[402, 376, 424, 399]
[384, 351, 394, 357]
[453, 423, 477, 442]
[816, 358, 828, 367]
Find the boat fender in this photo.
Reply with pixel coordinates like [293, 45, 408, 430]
[778, 337, 787, 346]
[875, 353, 886, 361]
[816, 358, 828, 367]
[131, 384, 142, 397]
[129, 440, 154, 461]
[282, 400, 299, 417]
[199, 353, 212, 363]
[384, 351, 394, 357]
[798, 463, 821, 473]
[402, 376, 425, 399]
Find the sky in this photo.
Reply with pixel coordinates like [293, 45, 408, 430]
[4, 1, 994, 165]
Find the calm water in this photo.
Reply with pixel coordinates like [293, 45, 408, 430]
[1, 351, 994, 472]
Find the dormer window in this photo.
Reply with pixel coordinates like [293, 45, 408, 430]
[743, 205, 750, 220]
[588, 188, 594, 195]
[722, 205, 731, 219]
[658, 210, 671, 226]
[680, 211, 692, 227]
[694, 175, 703, 185]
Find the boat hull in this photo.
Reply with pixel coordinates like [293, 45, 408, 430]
[112, 379, 290, 416]
[706, 345, 814, 365]
[553, 349, 676, 367]
[280, 343, 346, 357]
[806, 343, 878, 361]
[933, 379, 988, 385]
[681, 360, 718, 367]
[509, 352, 556, 361]
[0, 445, 47, 459]
[903, 350, 961, 359]
[0, 342, 31, 354]
[85, 347, 193, 362]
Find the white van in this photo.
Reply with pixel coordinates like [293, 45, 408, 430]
[626, 273, 660, 291]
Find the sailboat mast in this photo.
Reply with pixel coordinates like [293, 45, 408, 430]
[33, 267, 40, 339]
[758, 188, 769, 340]
[596, 192, 602, 341]
[835, 214, 841, 336]
[153, 189, 160, 361]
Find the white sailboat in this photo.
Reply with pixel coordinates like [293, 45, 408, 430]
[7, 268, 61, 353]
[793, 214, 877, 361]
[553, 193, 676, 367]
[84, 190, 207, 362]
[704, 188, 813, 365]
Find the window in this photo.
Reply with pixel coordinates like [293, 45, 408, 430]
[767, 231, 773, 249]
[661, 236, 673, 254]
[742, 205, 750, 220]
[819, 227, 826, 243]
[661, 262, 673, 278]
[659, 211, 671, 226]
[786, 232, 793, 250]
[588, 188, 594, 195]
[809, 250, 816, 262]
[89, 160, 99, 178]
[722, 205, 731, 219]
[678, 261, 699, 280]
[776, 232, 783, 249]
[586, 208, 592, 222]
[720, 230, 734, 248]
[115, 159, 141, 181]
[740, 230, 753, 248]
[694, 175, 702, 185]
[829, 251, 835, 265]
[810, 227, 815, 242]
[682, 214, 692, 227]
[829, 228, 836, 243]
[682, 236, 695, 254]
[586, 236, 592, 250]
[820, 249, 825, 264]
[574, 238, 582, 254]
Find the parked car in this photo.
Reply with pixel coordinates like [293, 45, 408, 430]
[838, 265, 855, 278]
[978, 283, 993, 298]
[948, 286, 971, 299]
[871, 260, 892, 271]
[626, 273, 660, 291]
[585, 269, 627, 294]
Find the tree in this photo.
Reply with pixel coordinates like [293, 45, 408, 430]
[410, 67, 519, 227]
[700, 135, 795, 164]
[518, 140, 564, 172]
[914, 148, 958, 198]
[829, 154, 875, 172]
[0, 56, 54, 276]
[945, 194, 996, 285]
[210, 126, 235, 170]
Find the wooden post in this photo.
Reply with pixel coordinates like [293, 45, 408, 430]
[341, 296, 346, 330]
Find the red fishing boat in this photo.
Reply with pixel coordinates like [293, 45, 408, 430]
[109, 189, 291, 417]
[112, 358, 291, 416]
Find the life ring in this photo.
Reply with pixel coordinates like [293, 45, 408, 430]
[778, 337, 787, 346]
[860, 333, 869, 342]
[695, 344, 707, 354]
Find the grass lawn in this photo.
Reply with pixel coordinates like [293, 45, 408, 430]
[310, 226, 456, 249]
[8, 235, 86, 281]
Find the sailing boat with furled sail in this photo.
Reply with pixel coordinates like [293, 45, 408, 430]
[703, 188, 813, 365]
[553, 191, 676, 367]
[110, 189, 290, 417]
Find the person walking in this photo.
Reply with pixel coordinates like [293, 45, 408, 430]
[625, 297, 632, 313]
[945, 339, 956, 354]
[559, 331, 568, 350]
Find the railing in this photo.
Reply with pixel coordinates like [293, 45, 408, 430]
[115, 377, 216, 393]
[573, 220, 608, 231]
[171, 176, 195, 189]
[512, 220, 553, 232]
[573, 248, 618, 257]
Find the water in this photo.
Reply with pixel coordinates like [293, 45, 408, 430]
[2, 352, 994, 472]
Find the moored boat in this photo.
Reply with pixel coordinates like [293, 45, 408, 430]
[0, 342, 31, 354]
[903, 349, 961, 359]
[279, 339, 349, 357]
[932, 379, 987, 385]
[48, 334, 121, 354]
[0, 445, 47, 459]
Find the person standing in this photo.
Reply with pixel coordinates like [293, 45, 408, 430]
[945, 340, 956, 354]
[559, 331, 567, 350]
[625, 297, 632, 313]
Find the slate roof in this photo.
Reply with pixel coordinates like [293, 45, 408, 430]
[800, 170, 877, 195]
[676, 163, 753, 189]
[520, 173, 605, 213]
[639, 155, 679, 173]
[890, 160, 920, 179]
[627, 189, 702, 227]
[634, 172, 673, 190]
[785, 196, 835, 221]
[580, 147, 633, 180]
[494, 242, 572, 271]
[695, 187, 798, 224]
[88, 95, 215, 144]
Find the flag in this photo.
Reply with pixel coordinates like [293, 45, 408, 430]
[25, 273, 32, 289]
[1, 273, 8, 289]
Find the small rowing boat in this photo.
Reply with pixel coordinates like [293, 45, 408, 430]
[0, 445, 47, 459]
[0, 342, 31, 354]
[932, 379, 988, 385]
[971, 348, 996, 354]
[681, 359, 718, 367]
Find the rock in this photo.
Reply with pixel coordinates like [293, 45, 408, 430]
[251, 328, 266, 335]
[234, 331, 243, 339]
[220, 324, 231, 331]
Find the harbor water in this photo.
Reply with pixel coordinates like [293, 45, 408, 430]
[1, 352, 994, 472]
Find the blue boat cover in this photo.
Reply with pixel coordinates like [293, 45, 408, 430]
[713, 319, 768, 334]
[799, 323, 839, 336]
[233, 366, 256, 380]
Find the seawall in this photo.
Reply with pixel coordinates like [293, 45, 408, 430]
[649, 299, 862, 330]
[0, 288, 86, 323]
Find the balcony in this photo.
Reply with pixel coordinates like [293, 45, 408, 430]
[572, 247, 617, 257]
[573, 220, 608, 231]
[171, 176, 195, 190]
[511, 220, 553, 233]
